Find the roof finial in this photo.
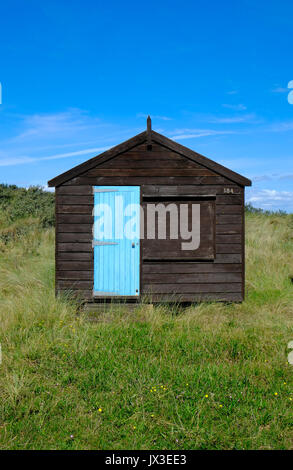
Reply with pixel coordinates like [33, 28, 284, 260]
[147, 115, 152, 150]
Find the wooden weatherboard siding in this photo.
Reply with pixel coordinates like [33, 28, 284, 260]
[50, 120, 251, 303]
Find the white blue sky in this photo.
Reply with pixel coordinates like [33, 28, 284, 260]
[0, 0, 293, 211]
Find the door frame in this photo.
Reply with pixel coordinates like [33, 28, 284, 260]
[92, 185, 141, 300]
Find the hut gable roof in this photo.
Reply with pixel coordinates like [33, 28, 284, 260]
[48, 127, 252, 187]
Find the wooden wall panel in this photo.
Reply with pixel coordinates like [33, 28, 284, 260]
[142, 199, 215, 260]
[55, 186, 94, 298]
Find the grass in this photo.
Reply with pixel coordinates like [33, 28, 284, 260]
[0, 213, 293, 449]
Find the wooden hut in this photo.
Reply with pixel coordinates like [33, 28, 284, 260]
[48, 117, 251, 303]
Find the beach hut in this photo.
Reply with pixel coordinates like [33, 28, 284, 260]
[48, 117, 251, 303]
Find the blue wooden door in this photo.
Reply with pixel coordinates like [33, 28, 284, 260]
[93, 186, 140, 296]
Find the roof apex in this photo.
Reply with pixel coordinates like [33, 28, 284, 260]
[48, 127, 252, 187]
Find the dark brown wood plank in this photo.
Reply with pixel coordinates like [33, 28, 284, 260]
[103, 157, 202, 169]
[58, 195, 93, 205]
[58, 224, 92, 232]
[216, 234, 241, 243]
[216, 215, 242, 225]
[142, 263, 242, 274]
[142, 283, 242, 293]
[214, 254, 242, 263]
[216, 195, 243, 204]
[57, 214, 93, 224]
[58, 233, 92, 243]
[57, 271, 93, 280]
[64, 176, 232, 185]
[127, 143, 185, 154]
[57, 261, 93, 270]
[58, 205, 93, 214]
[57, 243, 92, 252]
[216, 225, 241, 234]
[86, 169, 216, 177]
[58, 281, 93, 289]
[58, 252, 93, 260]
[57, 186, 93, 195]
[111, 152, 185, 160]
[126, 143, 185, 154]
[142, 185, 243, 196]
[216, 205, 242, 215]
[143, 241, 214, 260]
[143, 273, 242, 283]
[216, 244, 241, 254]
[142, 293, 243, 302]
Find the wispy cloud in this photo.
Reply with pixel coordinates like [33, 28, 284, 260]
[0, 147, 109, 167]
[226, 90, 238, 95]
[251, 173, 293, 182]
[6, 109, 107, 145]
[251, 175, 272, 183]
[222, 103, 247, 111]
[0, 109, 137, 168]
[279, 174, 293, 180]
[269, 120, 293, 132]
[208, 113, 256, 124]
[271, 86, 288, 93]
[170, 128, 236, 140]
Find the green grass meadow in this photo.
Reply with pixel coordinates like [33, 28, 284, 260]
[0, 208, 293, 449]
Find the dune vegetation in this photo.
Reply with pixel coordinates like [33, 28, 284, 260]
[0, 185, 293, 449]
